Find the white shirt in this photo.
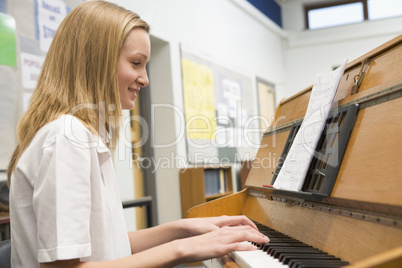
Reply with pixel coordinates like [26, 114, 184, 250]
[10, 115, 131, 267]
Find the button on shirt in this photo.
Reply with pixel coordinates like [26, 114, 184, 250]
[10, 115, 131, 267]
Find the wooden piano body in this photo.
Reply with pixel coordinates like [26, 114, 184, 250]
[188, 35, 402, 267]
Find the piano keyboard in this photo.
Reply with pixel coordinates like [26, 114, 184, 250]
[228, 222, 349, 268]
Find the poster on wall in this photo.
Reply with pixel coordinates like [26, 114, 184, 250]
[181, 58, 217, 141]
[0, 12, 16, 67]
[0, 0, 6, 14]
[36, 0, 67, 52]
[21, 52, 45, 89]
[181, 46, 260, 165]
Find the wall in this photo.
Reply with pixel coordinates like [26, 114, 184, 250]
[280, 0, 402, 99]
[113, 0, 288, 224]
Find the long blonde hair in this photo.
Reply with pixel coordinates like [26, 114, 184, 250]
[7, 0, 149, 183]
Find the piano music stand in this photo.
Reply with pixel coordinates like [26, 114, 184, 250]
[271, 104, 359, 201]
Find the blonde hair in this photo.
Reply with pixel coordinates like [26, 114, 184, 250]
[7, 0, 150, 183]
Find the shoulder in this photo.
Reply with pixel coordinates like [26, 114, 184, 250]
[38, 115, 97, 149]
[15, 115, 99, 180]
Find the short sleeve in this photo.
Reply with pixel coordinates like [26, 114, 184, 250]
[34, 131, 93, 262]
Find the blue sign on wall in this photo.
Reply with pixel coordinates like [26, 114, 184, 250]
[247, 0, 282, 27]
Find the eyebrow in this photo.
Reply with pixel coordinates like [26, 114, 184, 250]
[129, 52, 149, 61]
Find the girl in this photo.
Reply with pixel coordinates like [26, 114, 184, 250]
[7, 1, 268, 267]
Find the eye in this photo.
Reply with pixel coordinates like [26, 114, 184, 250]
[132, 62, 141, 67]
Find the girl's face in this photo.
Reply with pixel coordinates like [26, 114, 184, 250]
[118, 28, 150, 109]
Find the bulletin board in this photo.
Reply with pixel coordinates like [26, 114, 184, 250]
[180, 47, 260, 165]
[0, 0, 82, 170]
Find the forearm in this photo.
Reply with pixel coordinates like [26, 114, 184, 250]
[128, 219, 189, 253]
[86, 240, 186, 268]
[41, 240, 187, 268]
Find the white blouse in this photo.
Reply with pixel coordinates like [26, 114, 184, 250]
[10, 115, 131, 267]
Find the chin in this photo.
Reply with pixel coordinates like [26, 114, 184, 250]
[122, 102, 135, 110]
[125, 105, 135, 110]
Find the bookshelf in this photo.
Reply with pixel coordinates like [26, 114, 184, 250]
[179, 166, 233, 218]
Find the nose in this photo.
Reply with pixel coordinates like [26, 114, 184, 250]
[137, 70, 149, 87]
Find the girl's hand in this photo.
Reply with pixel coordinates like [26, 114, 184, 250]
[180, 215, 260, 236]
[176, 224, 269, 263]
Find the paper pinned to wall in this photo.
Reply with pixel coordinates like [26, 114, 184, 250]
[0, 12, 17, 67]
[21, 52, 45, 89]
[273, 59, 348, 191]
[181, 58, 217, 141]
[37, 0, 67, 52]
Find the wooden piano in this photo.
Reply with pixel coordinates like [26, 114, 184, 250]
[187, 35, 402, 267]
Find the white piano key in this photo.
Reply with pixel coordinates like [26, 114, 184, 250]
[228, 242, 288, 268]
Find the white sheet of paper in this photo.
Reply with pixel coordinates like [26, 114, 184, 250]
[38, 0, 67, 52]
[21, 53, 45, 89]
[273, 59, 348, 191]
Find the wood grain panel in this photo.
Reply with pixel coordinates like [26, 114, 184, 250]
[332, 97, 402, 207]
[187, 190, 247, 218]
[245, 131, 289, 188]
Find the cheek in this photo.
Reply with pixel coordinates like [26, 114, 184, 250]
[118, 69, 129, 88]
[117, 62, 134, 87]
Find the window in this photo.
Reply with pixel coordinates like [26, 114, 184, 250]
[368, 0, 402, 20]
[305, 0, 402, 30]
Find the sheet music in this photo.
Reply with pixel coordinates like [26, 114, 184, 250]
[273, 59, 348, 191]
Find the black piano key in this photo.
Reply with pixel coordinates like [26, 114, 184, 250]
[270, 247, 325, 258]
[264, 241, 305, 245]
[257, 239, 306, 249]
[268, 237, 301, 242]
[262, 242, 310, 252]
[259, 229, 288, 236]
[267, 245, 316, 255]
[296, 264, 349, 268]
[289, 259, 350, 268]
[269, 247, 317, 256]
[260, 230, 287, 236]
[297, 265, 348, 268]
[279, 253, 340, 264]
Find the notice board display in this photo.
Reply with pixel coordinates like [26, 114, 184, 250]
[0, 0, 82, 171]
[181, 47, 260, 165]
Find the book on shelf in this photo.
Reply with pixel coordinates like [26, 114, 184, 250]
[204, 168, 227, 196]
